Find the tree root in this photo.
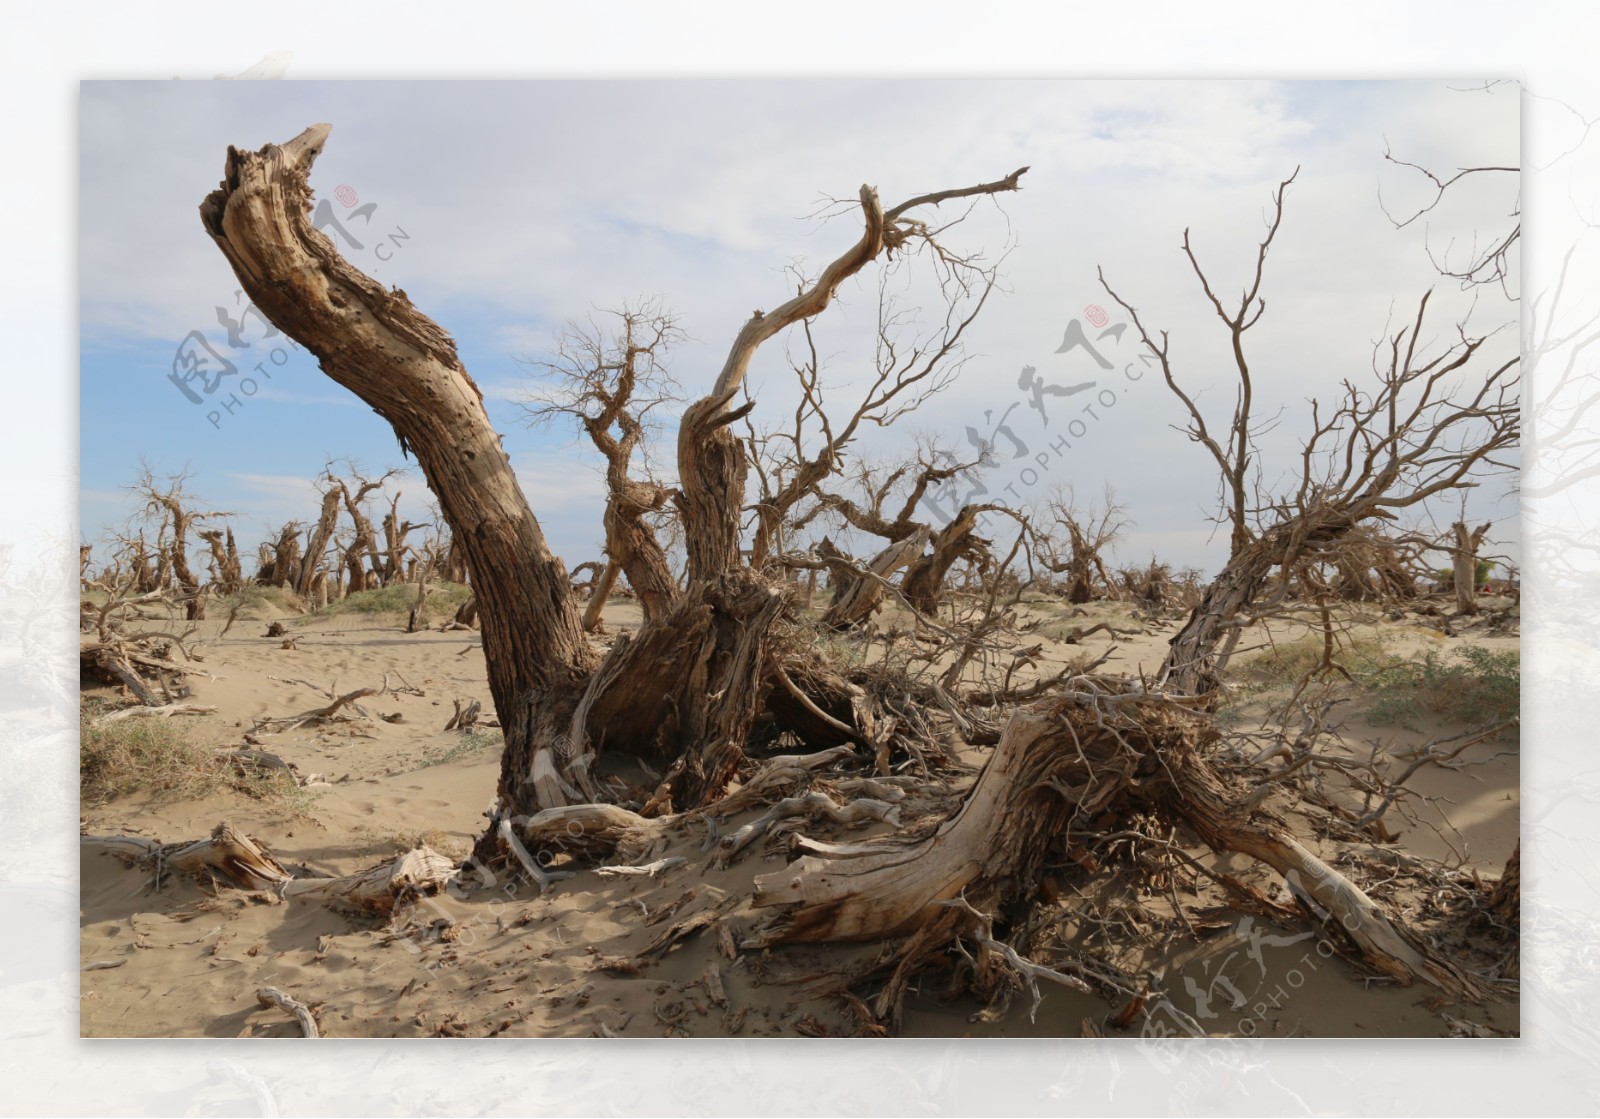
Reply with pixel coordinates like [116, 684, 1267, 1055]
[747, 691, 1480, 1004]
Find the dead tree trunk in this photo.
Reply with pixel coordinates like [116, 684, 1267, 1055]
[406, 558, 432, 633]
[199, 528, 244, 595]
[202, 125, 597, 837]
[821, 527, 930, 629]
[382, 495, 422, 585]
[902, 505, 990, 617]
[1452, 520, 1491, 615]
[1063, 522, 1096, 604]
[135, 478, 218, 620]
[581, 560, 620, 633]
[443, 536, 470, 585]
[254, 522, 302, 588]
[753, 695, 1476, 1006]
[296, 486, 342, 597]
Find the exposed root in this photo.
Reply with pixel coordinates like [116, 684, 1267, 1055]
[747, 689, 1479, 1003]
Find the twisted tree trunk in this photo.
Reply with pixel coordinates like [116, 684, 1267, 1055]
[296, 488, 341, 597]
[901, 504, 989, 617]
[580, 559, 619, 633]
[203, 126, 1025, 849]
[202, 126, 597, 844]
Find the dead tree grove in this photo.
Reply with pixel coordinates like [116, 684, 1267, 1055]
[193, 126, 1516, 1029]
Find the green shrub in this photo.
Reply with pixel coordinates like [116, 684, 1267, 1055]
[1366, 644, 1520, 731]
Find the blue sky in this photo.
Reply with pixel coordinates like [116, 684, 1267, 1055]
[79, 79, 1521, 574]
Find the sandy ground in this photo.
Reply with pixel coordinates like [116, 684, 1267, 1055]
[79, 592, 1519, 1038]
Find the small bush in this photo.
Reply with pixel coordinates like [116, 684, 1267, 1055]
[81, 708, 317, 811]
[417, 728, 503, 768]
[81, 712, 218, 806]
[1366, 644, 1520, 731]
[1246, 632, 1394, 684]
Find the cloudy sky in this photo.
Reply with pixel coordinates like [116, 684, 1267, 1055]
[79, 79, 1520, 575]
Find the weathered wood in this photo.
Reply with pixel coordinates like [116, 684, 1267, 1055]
[201, 124, 597, 842]
[821, 528, 929, 629]
[256, 987, 320, 1037]
[581, 560, 620, 633]
[750, 695, 1474, 997]
[1452, 520, 1491, 615]
[96, 702, 215, 724]
[902, 505, 990, 616]
[82, 822, 457, 915]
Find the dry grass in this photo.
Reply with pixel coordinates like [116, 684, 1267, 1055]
[80, 702, 319, 812]
[302, 581, 473, 623]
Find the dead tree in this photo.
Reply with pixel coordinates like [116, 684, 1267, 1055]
[752, 691, 1481, 1013]
[295, 475, 344, 597]
[1036, 484, 1126, 604]
[200, 124, 1028, 833]
[745, 253, 995, 568]
[1321, 525, 1429, 602]
[128, 464, 227, 620]
[198, 527, 244, 595]
[820, 525, 931, 629]
[405, 556, 432, 633]
[252, 522, 303, 588]
[1451, 520, 1492, 615]
[380, 490, 426, 584]
[442, 534, 471, 585]
[1101, 178, 1518, 698]
[900, 503, 998, 617]
[810, 442, 990, 626]
[516, 302, 682, 630]
[333, 465, 401, 593]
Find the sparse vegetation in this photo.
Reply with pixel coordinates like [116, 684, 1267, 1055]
[1246, 631, 1397, 684]
[80, 703, 315, 809]
[1366, 643, 1520, 731]
[1247, 635, 1518, 734]
[301, 581, 472, 623]
[417, 728, 503, 769]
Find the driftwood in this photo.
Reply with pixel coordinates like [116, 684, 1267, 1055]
[95, 702, 216, 724]
[251, 685, 379, 733]
[443, 698, 483, 731]
[81, 822, 456, 915]
[256, 987, 319, 1037]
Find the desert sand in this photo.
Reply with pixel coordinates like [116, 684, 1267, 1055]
[79, 591, 1518, 1039]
